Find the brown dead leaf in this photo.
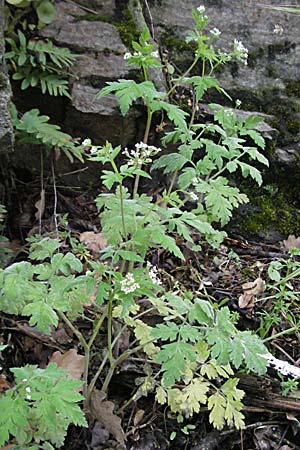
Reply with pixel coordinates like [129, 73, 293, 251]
[239, 277, 265, 309]
[90, 389, 125, 447]
[0, 445, 15, 450]
[34, 189, 45, 221]
[133, 409, 145, 427]
[49, 349, 84, 382]
[283, 235, 300, 251]
[0, 375, 10, 392]
[79, 231, 108, 258]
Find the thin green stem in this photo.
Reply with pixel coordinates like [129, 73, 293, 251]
[133, 108, 153, 199]
[107, 292, 114, 365]
[263, 325, 300, 343]
[101, 338, 156, 394]
[167, 56, 200, 98]
[58, 310, 88, 350]
[87, 308, 108, 350]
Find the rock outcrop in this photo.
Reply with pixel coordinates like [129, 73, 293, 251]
[0, 0, 13, 154]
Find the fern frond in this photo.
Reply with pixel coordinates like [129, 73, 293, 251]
[14, 109, 83, 162]
[28, 39, 77, 68]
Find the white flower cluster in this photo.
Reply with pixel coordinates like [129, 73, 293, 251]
[123, 142, 162, 166]
[235, 99, 242, 108]
[210, 27, 221, 38]
[197, 5, 205, 13]
[120, 273, 140, 294]
[82, 138, 98, 154]
[192, 177, 199, 185]
[234, 39, 248, 65]
[274, 24, 283, 35]
[124, 50, 159, 60]
[190, 192, 198, 201]
[22, 379, 31, 400]
[147, 262, 162, 286]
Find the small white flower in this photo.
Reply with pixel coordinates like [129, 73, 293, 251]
[82, 138, 91, 146]
[90, 146, 98, 154]
[235, 99, 242, 108]
[190, 192, 198, 201]
[151, 50, 159, 58]
[273, 24, 283, 35]
[26, 394, 32, 400]
[120, 273, 140, 294]
[234, 39, 248, 65]
[25, 386, 31, 393]
[124, 52, 132, 60]
[192, 177, 199, 185]
[197, 5, 205, 13]
[0, 367, 2, 371]
[210, 28, 221, 38]
[147, 262, 162, 286]
[22, 378, 28, 382]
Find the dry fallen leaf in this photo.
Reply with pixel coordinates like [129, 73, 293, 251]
[49, 349, 84, 382]
[79, 231, 108, 258]
[90, 389, 125, 447]
[133, 409, 145, 427]
[283, 235, 300, 251]
[0, 375, 10, 392]
[239, 277, 265, 309]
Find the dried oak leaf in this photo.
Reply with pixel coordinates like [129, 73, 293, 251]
[90, 389, 125, 447]
[79, 231, 107, 258]
[283, 235, 300, 251]
[239, 277, 265, 309]
[49, 349, 84, 382]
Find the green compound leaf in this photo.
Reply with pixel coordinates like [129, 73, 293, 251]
[152, 322, 179, 341]
[155, 342, 197, 387]
[208, 392, 226, 430]
[22, 301, 58, 334]
[231, 331, 268, 375]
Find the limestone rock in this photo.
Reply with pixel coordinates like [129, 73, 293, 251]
[0, 0, 13, 154]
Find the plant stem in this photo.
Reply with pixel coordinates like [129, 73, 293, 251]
[107, 292, 114, 365]
[167, 57, 200, 98]
[263, 325, 300, 343]
[133, 108, 153, 199]
[101, 339, 156, 394]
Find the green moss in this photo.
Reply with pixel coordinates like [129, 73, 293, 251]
[238, 189, 300, 237]
[162, 32, 195, 53]
[286, 80, 300, 98]
[76, 7, 140, 49]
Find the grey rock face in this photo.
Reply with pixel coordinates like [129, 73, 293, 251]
[41, 3, 125, 53]
[150, 0, 300, 162]
[0, 0, 13, 154]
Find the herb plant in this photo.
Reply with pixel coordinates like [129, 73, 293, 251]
[0, 5, 272, 447]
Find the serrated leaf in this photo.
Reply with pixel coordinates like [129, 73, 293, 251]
[231, 332, 267, 374]
[152, 322, 179, 341]
[208, 392, 226, 429]
[156, 342, 197, 387]
[156, 386, 167, 404]
[22, 301, 58, 334]
[151, 228, 184, 260]
[189, 299, 215, 325]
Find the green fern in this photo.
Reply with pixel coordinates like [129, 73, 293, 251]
[12, 108, 83, 162]
[5, 31, 76, 97]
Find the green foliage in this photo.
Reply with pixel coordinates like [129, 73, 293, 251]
[5, 31, 76, 97]
[0, 363, 87, 448]
[5, 0, 56, 26]
[11, 107, 84, 162]
[0, 6, 275, 446]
